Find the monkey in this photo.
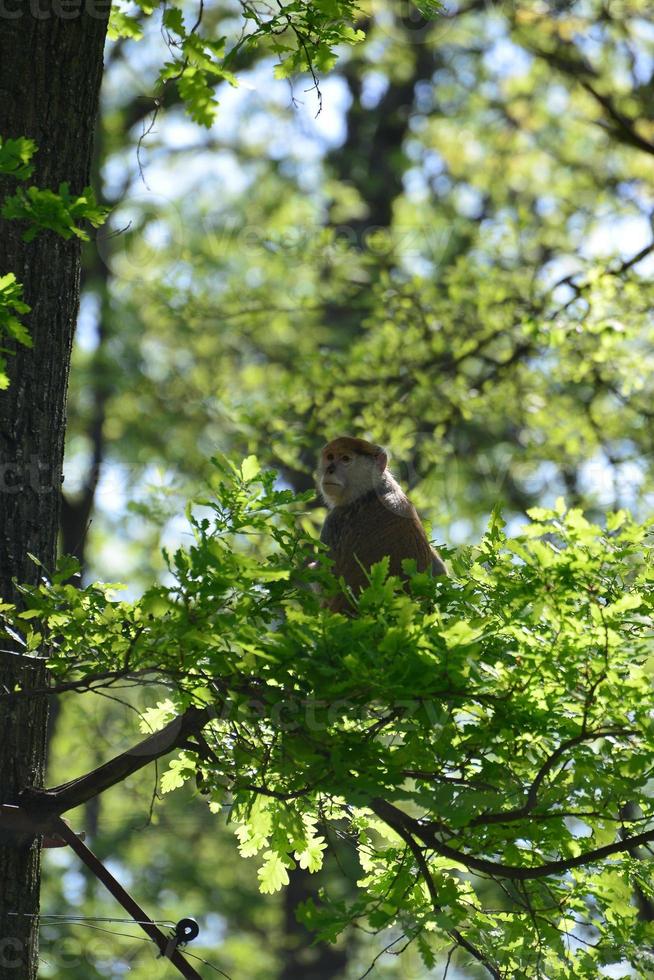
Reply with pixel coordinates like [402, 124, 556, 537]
[317, 436, 446, 612]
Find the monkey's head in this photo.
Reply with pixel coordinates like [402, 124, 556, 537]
[318, 436, 388, 508]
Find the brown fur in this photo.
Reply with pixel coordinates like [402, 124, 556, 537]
[318, 438, 446, 612]
[321, 436, 383, 459]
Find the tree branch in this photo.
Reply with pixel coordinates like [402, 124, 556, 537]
[371, 798, 654, 882]
[468, 728, 633, 827]
[18, 706, 212, 817]
[376, 801, 502, 979]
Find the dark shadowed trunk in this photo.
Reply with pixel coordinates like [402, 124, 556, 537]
[0, 9, 108, 977]
[280, 868, 349, 980]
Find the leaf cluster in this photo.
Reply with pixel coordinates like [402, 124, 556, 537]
[108, 0, 375, 126]
[0, 273, 31, 391]
[2, 183, 108, 243]
[4, 460, 654, 976]
[106, 0, 439, 127]
[0, 137, 108, 387]
[0, 138, 37, 386]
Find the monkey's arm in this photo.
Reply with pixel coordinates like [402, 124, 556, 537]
[319, 516, 336, 549]
[370, 508, 440, 577]
[431, 551, 447, 576]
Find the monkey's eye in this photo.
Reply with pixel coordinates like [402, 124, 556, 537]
[326, 453, 334, 462]
[341, 454, 351, 463]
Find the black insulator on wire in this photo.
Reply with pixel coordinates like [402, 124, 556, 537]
[175, 918, 200, 945]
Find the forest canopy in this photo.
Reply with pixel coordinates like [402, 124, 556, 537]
[1, 1, 654, 978]
[5, 461, 654, 978]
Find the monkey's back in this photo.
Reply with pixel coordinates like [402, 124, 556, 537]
[321, 489, 444, 605]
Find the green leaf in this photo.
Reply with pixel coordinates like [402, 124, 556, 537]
[2, 183, 109, 242]
[139, 699, 177, 733]
[367, 556, 390, 588]
[176, 67, 220, 128]
[0, 136, 36, 180]
[25, 630, 42, 651]
[108, 9, 144, 40]
[162, 6, 184, 33]
[161, 754, 194, 793]
[416, 932, 436, 970]
[412, 0, 443, 15]
[257, 851, 290, 894]
[241, 455, 261, 482]
[294, 835, 327, 872]
[526, 505, 556, 522]
[0, 274, 32, 364]
[604, 592, 643, 616]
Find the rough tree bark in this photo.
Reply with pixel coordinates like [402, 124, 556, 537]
[0, 8, 109, 977]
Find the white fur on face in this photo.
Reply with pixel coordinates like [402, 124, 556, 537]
[319, 453, 379, 508]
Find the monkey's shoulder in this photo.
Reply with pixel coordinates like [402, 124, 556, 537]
[321, 489, 419, 548]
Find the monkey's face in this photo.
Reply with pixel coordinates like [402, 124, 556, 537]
[319, 448, 381, 507]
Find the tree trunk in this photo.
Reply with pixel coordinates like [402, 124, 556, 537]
[280, 868, 349, 980]
[0, 10, 108, 978]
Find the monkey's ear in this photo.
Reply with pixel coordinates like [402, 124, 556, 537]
[375, 451, 388, 473]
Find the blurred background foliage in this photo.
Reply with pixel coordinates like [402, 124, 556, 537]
[46, 0, 654, 976]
